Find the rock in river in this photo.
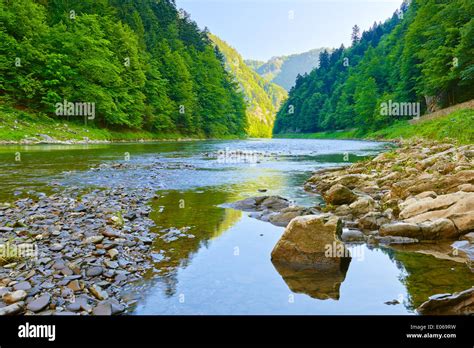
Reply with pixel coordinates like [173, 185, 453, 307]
[417, 287, 474, 315]
[324, 184, 357, 206]
[271, 214, 350, 269]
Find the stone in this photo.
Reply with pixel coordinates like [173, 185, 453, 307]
[2, 290, 27, 304]
[26, 294, 51, 312]
[357, 212, 391, 231]
[268, 207, 314, 227]
[341, 228, 365, 242]
[260, 196, 290, 211]
[380, 222, 422, 239]
[104, 260, 119, 269]
[83, 235, 104, 244]
[417, 287, 474, 315]
[324, 184, 357, 205]
[86, 266, 103, 277]
[348, 196, 376, 215]
[107, 248, 119, 260]
[89, 284, 108, 300]
[92, 302, 112, 316]
[380, 218, 459, 240]
[13, 281, 31, 291]
[0, 302, 24, 315]
[271, 214, 350, 268]
[50, 243, 64, 251]
[400, 192, 474, 233]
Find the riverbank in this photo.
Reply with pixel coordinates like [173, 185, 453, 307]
[274, 108, 474, 145]
[0, 186, 158, 315]
[229, 138, 474, 314]
[0, 103, 240, 145]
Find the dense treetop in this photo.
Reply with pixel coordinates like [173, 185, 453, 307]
[274, 0, 474, 134]
[0, 0, 248, 138]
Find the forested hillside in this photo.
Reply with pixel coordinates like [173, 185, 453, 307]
[274, 0, 474, 134]
[209, 34, 287, 138]
[0, 0, 248, 138]
[246, 48, 328, 91]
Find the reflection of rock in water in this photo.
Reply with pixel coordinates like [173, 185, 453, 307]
[272, 258, 351, 300]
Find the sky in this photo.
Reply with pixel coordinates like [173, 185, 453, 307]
[176, 0, 404, 61]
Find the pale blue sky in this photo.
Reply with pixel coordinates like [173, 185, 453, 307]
[176, 0, 403, 61]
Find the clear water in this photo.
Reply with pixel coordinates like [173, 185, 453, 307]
[1, 139, 473, 314]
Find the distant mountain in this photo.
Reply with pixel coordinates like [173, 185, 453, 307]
[246, 48, 331, 91]
[209, 34, 287, 138]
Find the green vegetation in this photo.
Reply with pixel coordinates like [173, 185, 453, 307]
[246, 48, 329, 91]
[274, 0, 474, 137]
[209, 34, 287, 138]
[0, 0, 248, 139]
[275, 108, 474, 144]
[0, 102, 193, 142]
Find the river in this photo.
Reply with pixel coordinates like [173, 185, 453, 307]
[1, 139, 473, 314]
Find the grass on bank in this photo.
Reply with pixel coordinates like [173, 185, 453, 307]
[275, 108, 474, 144]
[0, 103, 211, 142]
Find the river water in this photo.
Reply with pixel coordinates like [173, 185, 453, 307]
[1, 139, 473, 314]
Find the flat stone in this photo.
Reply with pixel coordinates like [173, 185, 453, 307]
[92, 302, 112, 316]
[89, 284, 108, 300]
[83, 236, 104, 244]
[50, 243, 64, 251]
[13, 281, 31, 291]
[86, 266, 103, 277]
[26, 294, 51, 312]
[104, 260, 119, 269]
[67, 280, 82, 292]
[2, 290, 27, 304]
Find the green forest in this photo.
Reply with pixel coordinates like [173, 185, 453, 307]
[209, 34, 287, 138]
[274, 0, 474, 134]
[0, 0, 248, 138]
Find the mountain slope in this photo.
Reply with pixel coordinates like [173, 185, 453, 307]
[0, 0, 247, 138]
[274, 0, 474, 135]
[209, 34, 287, 138]
[246, 48, 330, 91]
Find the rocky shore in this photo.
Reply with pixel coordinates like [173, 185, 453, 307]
[230, 139, 474, 314]
[0, 187, 157, 315]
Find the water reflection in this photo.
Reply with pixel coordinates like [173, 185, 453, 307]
[272, 258, 351, 300]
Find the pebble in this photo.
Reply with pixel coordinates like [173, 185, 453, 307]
[26, 294, 51, 312]
[86, 266, 103, 277]
[92, 302, 112, 315]
[2, 290, 27, 304]
[13, 281, 31, 291]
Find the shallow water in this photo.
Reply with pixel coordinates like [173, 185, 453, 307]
[1, 138, 473, 314]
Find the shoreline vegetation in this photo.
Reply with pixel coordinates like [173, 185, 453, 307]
[0, 102, 472, 145]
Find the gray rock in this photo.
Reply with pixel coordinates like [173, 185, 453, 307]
[86, 266, 103, 277]
[92, 302, 112, 316]
[27, 294, 51, 312]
